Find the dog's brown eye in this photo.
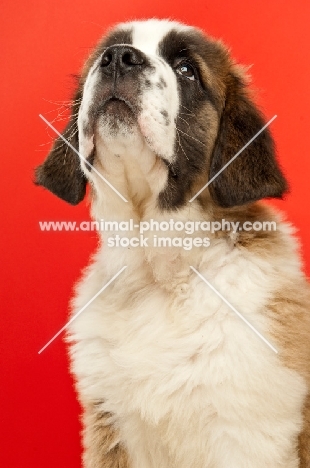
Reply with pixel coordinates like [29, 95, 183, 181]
[176, 62, 196, 81]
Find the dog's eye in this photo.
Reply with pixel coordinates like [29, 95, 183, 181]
[176, 62, 196, 81]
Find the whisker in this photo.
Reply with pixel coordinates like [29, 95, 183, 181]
[52, 111, 79, 122]
[42, 98, 81, 106]
[176, 129, 189, 161]
[179, 111, 194, 117]
[175, 126, 206, 147]
[44, 105, 68, 115]
[177, 116, 190, 127]
[180, 104, 195, 116]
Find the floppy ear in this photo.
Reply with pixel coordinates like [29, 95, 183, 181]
[209, 73, 288, 208]
[35, 118, 87, 205]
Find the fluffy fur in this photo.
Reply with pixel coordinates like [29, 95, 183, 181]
[36, 19, 310, 467]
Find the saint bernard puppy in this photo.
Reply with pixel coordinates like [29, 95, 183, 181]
[36, 19, 310, 468]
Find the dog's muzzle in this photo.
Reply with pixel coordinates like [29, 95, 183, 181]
[92, 45, 149, 119]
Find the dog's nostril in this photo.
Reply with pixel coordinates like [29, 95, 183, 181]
[122, 52, 133, 65]
[122, 52, 142, 66]
[121, 51, 144, 66]
[101, 52, 112, 67]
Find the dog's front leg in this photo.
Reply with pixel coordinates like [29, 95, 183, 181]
[82, 403, 131, 468]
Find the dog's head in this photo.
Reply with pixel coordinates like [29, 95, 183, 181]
[35, 19, 287, 210]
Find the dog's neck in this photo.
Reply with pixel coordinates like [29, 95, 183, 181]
[90, 129, 170, 219]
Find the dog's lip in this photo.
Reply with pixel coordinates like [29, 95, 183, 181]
[106, 96, 126, 104]
[102, 95, 136, 114]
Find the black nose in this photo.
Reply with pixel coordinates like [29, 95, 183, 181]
[100, 45, 145, 75]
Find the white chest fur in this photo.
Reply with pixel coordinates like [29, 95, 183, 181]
[68, 220, 306, 468]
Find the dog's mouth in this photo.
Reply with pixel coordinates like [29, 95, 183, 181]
[94, 95, 137, 132]
[103, 96, 135, 117]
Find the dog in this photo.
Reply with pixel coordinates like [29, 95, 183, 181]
[36, 19, 310, 468]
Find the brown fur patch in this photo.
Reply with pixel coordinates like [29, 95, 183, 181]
[195, 41, 288, 209]
[197, 196, 281, 250]
[266, 284, 310, 466]
[82, 404, 131, 468]
[208, 75, 288, 207]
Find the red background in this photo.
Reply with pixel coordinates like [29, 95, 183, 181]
[1, 1, 310, 466]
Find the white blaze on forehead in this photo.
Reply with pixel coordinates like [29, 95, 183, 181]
[129, 19, 190, 56]
[127, 20, 191, 161]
